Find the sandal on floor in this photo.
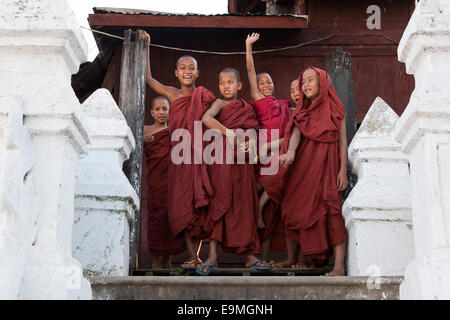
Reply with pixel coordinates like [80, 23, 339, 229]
[195, 263, 219, 276]
[248, 260, 271, 270]
[180, 258, 201, 270]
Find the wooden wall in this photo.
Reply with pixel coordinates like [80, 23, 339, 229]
[106, 0, 415, 126]
[100, 0, 417, 268]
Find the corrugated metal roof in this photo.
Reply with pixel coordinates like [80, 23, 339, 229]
[92, 7, 306, 18]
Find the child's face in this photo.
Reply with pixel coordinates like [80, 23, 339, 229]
[289, 79, 300, 104]
[301, 69, 320, 101]
[175, 57, 199, 86]
[219, 72, 242, 101]
[151, 98, 170, 125]
[257, 73, 274, 97]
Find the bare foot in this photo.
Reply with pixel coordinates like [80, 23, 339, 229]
[196, 257, 218, 273]
[324, 268, 345, 276]
[271, 260, 296, 268]
[246, 255, 271, 269]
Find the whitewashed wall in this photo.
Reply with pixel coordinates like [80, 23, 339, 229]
[343, 97, 414, 276]
[73, 89, 138, 277]
[395, 0, 450, 300]
[0, 0, 91, 299]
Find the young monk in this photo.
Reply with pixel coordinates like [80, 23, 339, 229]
[143, 96, 185, 268]
[261, 66, 348, 275]
[289, 79, 300, 112]
[197, 67, 271, 275]
[144, 31, 216, 269]
[246, 32, 291, 260]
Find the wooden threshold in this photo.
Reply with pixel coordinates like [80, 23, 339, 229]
[133, 266, 333, 276]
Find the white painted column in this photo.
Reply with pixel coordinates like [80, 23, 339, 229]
[343, 97, 414, 276]
[0, 0, 92, 299]
[73, 89, 138, 276]
[0, 97, 37, 299]
[394, 0, 450, 299]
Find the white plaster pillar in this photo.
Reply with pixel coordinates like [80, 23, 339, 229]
[0, 97, 37, 299]
[394, 0, 450, 299]
[343, 97, 414, 276]
[73, 89, 138, 277]
[0, 0, 92, 299]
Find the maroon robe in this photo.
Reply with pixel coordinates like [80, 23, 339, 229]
[143, 128, 185, 256]
[251, 96, 291, 252]
[167, 86, 216, 239]
[262, 67, 347, 267]
[204, 99, 261, 255]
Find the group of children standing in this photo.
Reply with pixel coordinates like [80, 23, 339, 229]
[142, 31, 348, 276]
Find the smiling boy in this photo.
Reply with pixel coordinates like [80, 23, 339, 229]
[144, 32, 216, 270]
[197, 67, 271, 275]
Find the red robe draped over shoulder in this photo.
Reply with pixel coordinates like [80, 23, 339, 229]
[262, 67, 347, 266]
[167, 86, 216, 238]
[251, 96, 291, 252]
[251, 96, 291, 143]
[143, 128, 185, 256]
[204, 99, 261, 256]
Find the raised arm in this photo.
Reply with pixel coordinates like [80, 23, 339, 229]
[143, 32, 179, 102]
[245, 33, 265, 101]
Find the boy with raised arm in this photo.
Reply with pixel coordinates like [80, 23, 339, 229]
[246, 32, 291, 261]
[196, 68, 271, 275]
[144, 32, 216, 269]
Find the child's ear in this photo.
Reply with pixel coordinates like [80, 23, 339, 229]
[238, 82, 243, 90]
[174, 69, 178, 78]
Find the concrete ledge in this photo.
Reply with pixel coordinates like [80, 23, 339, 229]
[89, 276, 403, 300]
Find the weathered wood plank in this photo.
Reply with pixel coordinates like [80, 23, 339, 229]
[118, 29, 148, 274]
[325, 47, 357, 144]
[88, 13, 309, 29]
[135, 266, 334, 276]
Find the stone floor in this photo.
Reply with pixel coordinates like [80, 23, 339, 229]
[89, 274, 403, 300]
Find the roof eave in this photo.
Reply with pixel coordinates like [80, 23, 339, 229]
[88, 13, 309, 29]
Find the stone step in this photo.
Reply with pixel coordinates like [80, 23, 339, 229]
[89, 276, 403, 300]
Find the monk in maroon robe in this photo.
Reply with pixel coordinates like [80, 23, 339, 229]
[197, 68, 271, 274]
[143, 97, 185, 268]
[145, 31, 215, 269]
[262, 66, 348, 276]
[246, 32, 291, 260]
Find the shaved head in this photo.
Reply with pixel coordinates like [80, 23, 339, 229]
[176, 55, 198, 69]
[220, 67, 241, 82]
[151, 96, 169, 109]
[256, 72, 272, 82]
